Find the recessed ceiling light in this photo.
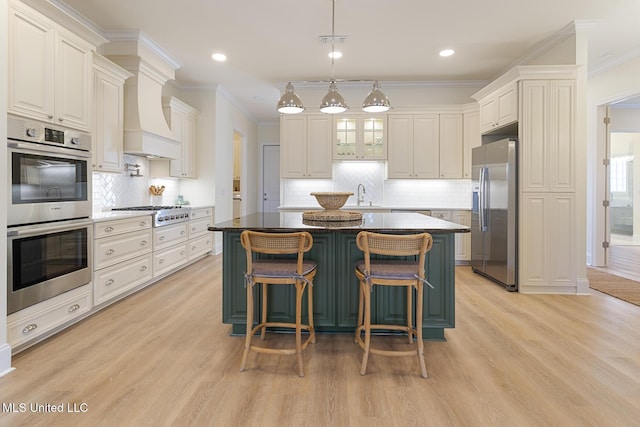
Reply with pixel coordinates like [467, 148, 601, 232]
[329, 51, 342, 59]
[212, 52, 227, 62]
[439, 49, 455, 57]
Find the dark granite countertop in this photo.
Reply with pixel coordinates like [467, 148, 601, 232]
[209, 211, 469, 234]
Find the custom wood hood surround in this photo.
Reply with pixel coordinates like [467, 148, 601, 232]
[101, 31, 181, 159]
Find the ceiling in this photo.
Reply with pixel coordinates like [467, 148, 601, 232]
[57, 0, 640, 121]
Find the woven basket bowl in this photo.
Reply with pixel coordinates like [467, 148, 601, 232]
[311, 192, 353, 210]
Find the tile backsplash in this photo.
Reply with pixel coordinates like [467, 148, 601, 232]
[92, 155, 181, 212]
[281, 161, 472, 209]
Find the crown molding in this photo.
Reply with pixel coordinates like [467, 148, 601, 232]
[104, 30, 182, 71]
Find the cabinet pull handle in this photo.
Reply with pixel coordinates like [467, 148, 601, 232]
[105, 279, 115, 286]
[192, 245, 197, 250]
[180, 230, 186, 235]
[140, 265, 147, 271]
[180, 251, 186, 256]
[141, 240, 148, 246]
[159, 236, 166, 241]
[68, 304, 80, 312]
[58, 118, 64, 122]
[23, 323, 38, 334]
[140, 221, 147, 226]
[47, 115, 53, 119]
[159, 259, 165, 264]
[104, 226, 114, 232]
[105, 249, 115, 255]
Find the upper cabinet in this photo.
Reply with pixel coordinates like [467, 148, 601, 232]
[478, 82, 517, 134]
[520, 80, 576, 192]
[92, 53, 131, 173]
[387, 113, 463, 179]
[462, 111, 481, 179]
[163, 97, 199, 178]
[334, 114, 387, 160]
[281, 114, 333, 178]
[8, 1, 93, 131]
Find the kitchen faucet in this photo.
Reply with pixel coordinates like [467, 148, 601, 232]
[357, 183, 366, 205]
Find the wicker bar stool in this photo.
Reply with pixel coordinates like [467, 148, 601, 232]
[239, 230, 317, 377]
[354, 231, 434, 378]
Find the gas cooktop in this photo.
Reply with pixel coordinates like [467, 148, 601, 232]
[112, 205, 191, 227]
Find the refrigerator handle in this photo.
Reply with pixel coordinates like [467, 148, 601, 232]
[479, 167, 488, 231]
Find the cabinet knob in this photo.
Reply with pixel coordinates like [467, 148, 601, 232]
[159, 259, 165, 264]
[105, 249, 115, 255]
[104, 226, 114, 232]
[47, 115, 53, 119]
[180, 230, 186, 235]
[140, 265, 147, 271]
[141, 240, 148, 246]
[140, 221, 147, 226]
[58, 118, 64, 122]
[68, 304, 80, 313]
[105, 279, 115, 286]
[180, 251, 186, 256]
[159, 236, 166, 241]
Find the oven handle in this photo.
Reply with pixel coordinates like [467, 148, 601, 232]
[8, 141, 91, 159]
[7, 218, 93, 237]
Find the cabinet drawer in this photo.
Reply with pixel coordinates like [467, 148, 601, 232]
[189, 217, 212, 238]
[154, 223, 188, 250]
[94, 215, 152, 238]
[94, 229, 152, 270]
[154, 243, 188, 277]
[189, 234, 213, 260]
[94, 254, 153, 306]
[190, 207, 213, 221]
[8, 284, 92, 347]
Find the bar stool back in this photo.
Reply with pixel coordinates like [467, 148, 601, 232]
[354, 231, 434, 378]
[240, 230, 317, 377]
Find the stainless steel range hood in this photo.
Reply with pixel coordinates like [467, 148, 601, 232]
[102, 31, 181, 159]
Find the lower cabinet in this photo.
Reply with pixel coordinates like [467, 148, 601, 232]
[94, 254, 152, 305]
[154, 242, 189, 277]
[429, 210, 471, 263]
[188, 207, 214, 260]
[7, 284, 92, 348]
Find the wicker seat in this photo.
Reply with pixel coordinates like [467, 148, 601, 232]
[239, 230, 317, 377]
[354, 231, 434, 378]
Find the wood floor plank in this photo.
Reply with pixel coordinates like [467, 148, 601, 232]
[1, 257, 639, 427]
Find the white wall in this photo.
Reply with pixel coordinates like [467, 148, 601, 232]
[587, 56, 640, 265]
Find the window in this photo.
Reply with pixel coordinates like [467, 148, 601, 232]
[610, 155, 633, 193]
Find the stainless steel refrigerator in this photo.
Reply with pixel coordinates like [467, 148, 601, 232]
[471, 138, 517, 291]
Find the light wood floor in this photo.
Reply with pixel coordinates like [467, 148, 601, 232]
[601, 244, 640, 283]
[1, 255, 640, 427]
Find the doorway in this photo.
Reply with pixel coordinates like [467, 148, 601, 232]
[262, 145, 280, 213]
[233, 131, 243, 219]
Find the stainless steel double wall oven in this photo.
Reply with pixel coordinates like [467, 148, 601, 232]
[6, 116, 93, 314]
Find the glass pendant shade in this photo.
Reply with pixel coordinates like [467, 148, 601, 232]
[320, 81, 348, 114]
[362, 80, 391, 113]
[277, 82, 304, 114]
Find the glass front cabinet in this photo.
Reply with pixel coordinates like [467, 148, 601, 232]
[333, 115, 387, 160]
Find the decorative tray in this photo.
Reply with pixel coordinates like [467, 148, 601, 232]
[302, 210, 363, 222]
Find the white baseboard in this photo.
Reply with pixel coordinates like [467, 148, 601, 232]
[0, 343, 15, 378]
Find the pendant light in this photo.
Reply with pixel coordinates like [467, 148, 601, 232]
[319, 0, 348, 114]
[362, 80, 390, 113]
[277, 82, 304, 114]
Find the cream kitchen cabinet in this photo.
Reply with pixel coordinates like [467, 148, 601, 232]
[429, 210, 470, 262]
[93, 216, 153, 308]
[188, 207, 214, 260]
[7, 284, 92, 349]
[462, 111, 481, 179]
[153, 222, 189, 277]
[281, 114, 332, 178]
[387, 113, 463, 179]
[520, 80, 576, 192]
[92, 53, 131, 173]
[8, 0, 93, 131]
[334, 114, 387, 160]
[163, 97, 199, 178]
[478, 82, 517, 134]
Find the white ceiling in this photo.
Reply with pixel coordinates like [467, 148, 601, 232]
[57, 0, 640, 121]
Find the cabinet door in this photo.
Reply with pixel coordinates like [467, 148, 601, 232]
[452, 210, 471, 261]
[387, 115, 414, 178]
[306, 115, 332, 178]
[281, 115, 307, 178]
[520, 80, 548, 191]
[8, 5, 55, 122]
[361, 116, 387, 159]
[439, 113, 463, 178]
[55, 31, 91, 131]
[93, 68, 123, 172]
[413, 114, 439, 178]
[497, 84, 517, 126]
[169, 110, 184, 177]
[463, 111, 480, 179]
[334, 117, 358, 159]
[479, 97, 497, 133]
[548, 80, 575, 191]
[181, 114, 197, 178]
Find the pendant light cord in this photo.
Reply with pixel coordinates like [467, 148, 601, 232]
[330, 0, 336, 81]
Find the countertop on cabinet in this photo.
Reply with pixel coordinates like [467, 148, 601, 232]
[209, 211, 469, 234]
[91, 211, 154, 223]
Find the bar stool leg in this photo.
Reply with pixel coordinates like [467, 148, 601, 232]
[260, 282, 268, 340]
[307, 281, 316, 344]
[360, 280, 372, 376]
[295, 280, 304, 377]
[355, 279, 364, 344]
[240, 281, 254, 372]
[406, 284, 413, 343]
[416, 283, 428, 379]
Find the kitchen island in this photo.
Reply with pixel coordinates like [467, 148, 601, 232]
[209, 211, 469, 340]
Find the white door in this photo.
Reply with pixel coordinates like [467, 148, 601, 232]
[263, 145, 280, 212]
